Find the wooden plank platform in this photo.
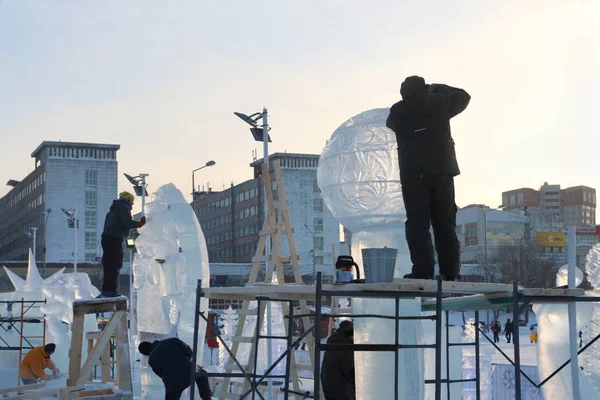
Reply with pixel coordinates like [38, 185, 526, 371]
[421, 288, 588, 312]
[72, 297, 128, 315]
[200, 279, 516, 301]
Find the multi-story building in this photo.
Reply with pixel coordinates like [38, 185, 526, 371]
[191, 153, 338, 282]
[502, 182, 596, 229]
[0, 141, 120, 266]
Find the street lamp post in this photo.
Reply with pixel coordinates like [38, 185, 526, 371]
[61, 208, 79, 272]
[304, 221, 322, 283]
[24, 227, 38, 261]
[234, 107, 272, 400]
[42, 209, 52, 277]
[191, 160, 216, 201]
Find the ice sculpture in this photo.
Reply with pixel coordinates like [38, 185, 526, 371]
[41, 272, 100, 373]
[132, 183, 210, 356]
[534, 264, 596, 399]
[318, 108, 424, 399]
[556, 264, 583, 287]
[1, 250, 98, 378]
[583, 244, 600, 392]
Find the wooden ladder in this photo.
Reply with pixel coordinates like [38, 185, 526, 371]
[217, 160, 317, 400]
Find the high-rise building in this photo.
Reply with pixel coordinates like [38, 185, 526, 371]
[0, 141, 120, 265]
[191, 153, 338, 282]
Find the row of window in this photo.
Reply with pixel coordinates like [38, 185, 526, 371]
[1, 173, 45, 211]
[0, 214, 45, 254]
[208, 241, 259, 260]
[199, 205, 259, 231]
[86, 191, 97, 208]
[48, 147, 116, 160]
[0, 194, 44, 232]
[279, 157, 318, 169]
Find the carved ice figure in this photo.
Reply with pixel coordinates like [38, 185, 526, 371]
[318, 108, 424, 399]
[534, 263, 596, 399]
[132, 183, 209, 352]
[2, 250, 99, 378]
[582, 244, 600, 392]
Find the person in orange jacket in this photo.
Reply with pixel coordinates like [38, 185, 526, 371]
[19, 343, 59, 384]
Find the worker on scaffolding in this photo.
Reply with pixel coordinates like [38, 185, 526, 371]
[100, 191, 146, 297]
[19, 343, 59, 384]
[321, 320, 355, 400]
[138, 338, 212, 400]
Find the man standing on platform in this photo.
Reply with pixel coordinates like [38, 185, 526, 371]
[100, 191, 145, 297]
[386, 76, 470, 281]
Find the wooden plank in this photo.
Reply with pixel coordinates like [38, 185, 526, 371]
[521, 288, 584, 297]
[251, 255, 270, 263]
[258, 228, 277, 236]
[77, 312, 121, 386]
[3, 386, 83, 400]
[78, 388, 114, 398]
[68, 314, 85, 387]
[73, 298, 127, 316]
[115, 312, 132, 392]
[0, 383, 46, 396]
[421, 292, 513, 312]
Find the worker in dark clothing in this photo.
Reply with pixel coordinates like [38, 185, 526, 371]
[138, 338, 212, 400]
[100, 191, 146, 297]
[504, 319, 514, 344]
[386, 76, 471, 281]
[321, 320, 355, 400]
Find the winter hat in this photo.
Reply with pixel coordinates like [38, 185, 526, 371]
[119, 191, 135, 202]
[338, 320, 353, 337]
[44, 343, 56, 354]
[400, 75, 428, 99]
[138, 341, 152, 356]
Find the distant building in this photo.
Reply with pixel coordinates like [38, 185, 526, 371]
[191, 153, 339, 282]
[501, 182, 596, 228]
[0, 141, 120, 266]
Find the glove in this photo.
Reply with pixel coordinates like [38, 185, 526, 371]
[138, 216, 146, 228]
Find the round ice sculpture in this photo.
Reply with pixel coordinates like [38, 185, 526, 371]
[318, 108, 405, 232]
[556, 264, 584, 287]
[318, 108, 424, 400]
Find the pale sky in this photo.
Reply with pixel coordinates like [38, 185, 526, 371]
[1, 0, 598, 215]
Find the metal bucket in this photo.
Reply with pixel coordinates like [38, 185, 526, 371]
[361, 247, 397, 283]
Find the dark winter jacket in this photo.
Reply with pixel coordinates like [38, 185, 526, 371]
[148, 338, 211, 399]
[321, 329, 355, 400]
[386, 80, 471, 183]
[102, 199, 139, 239]
[504, 321, 514, 334]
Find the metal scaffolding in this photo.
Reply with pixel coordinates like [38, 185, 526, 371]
[190, 276, 600, 400]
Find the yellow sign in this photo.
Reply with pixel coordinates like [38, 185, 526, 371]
[536, 231, 566, 247]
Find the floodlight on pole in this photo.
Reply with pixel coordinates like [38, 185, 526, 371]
[192, 160, 216, 201]
[61, 208, 79, 272]
[233, 107, 273, 399]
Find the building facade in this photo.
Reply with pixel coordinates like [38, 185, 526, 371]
[191, 153, 339, 281]
[501, 182, 596, 229]
[0, 141, 120, 266]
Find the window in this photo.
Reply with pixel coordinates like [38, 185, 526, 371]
[85, 232, 97, 248]
[85, 252, 97, 262]
[313, 198, 323, 213]
[465, 223, 478, 246]
[313, 236, 324, 250]
[315, 256, 324, 264]
[85, 211, 97, 228]
[510, 195, 515, 206]
[313, 179, 320, 193]
[85, 191, 97, 207]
